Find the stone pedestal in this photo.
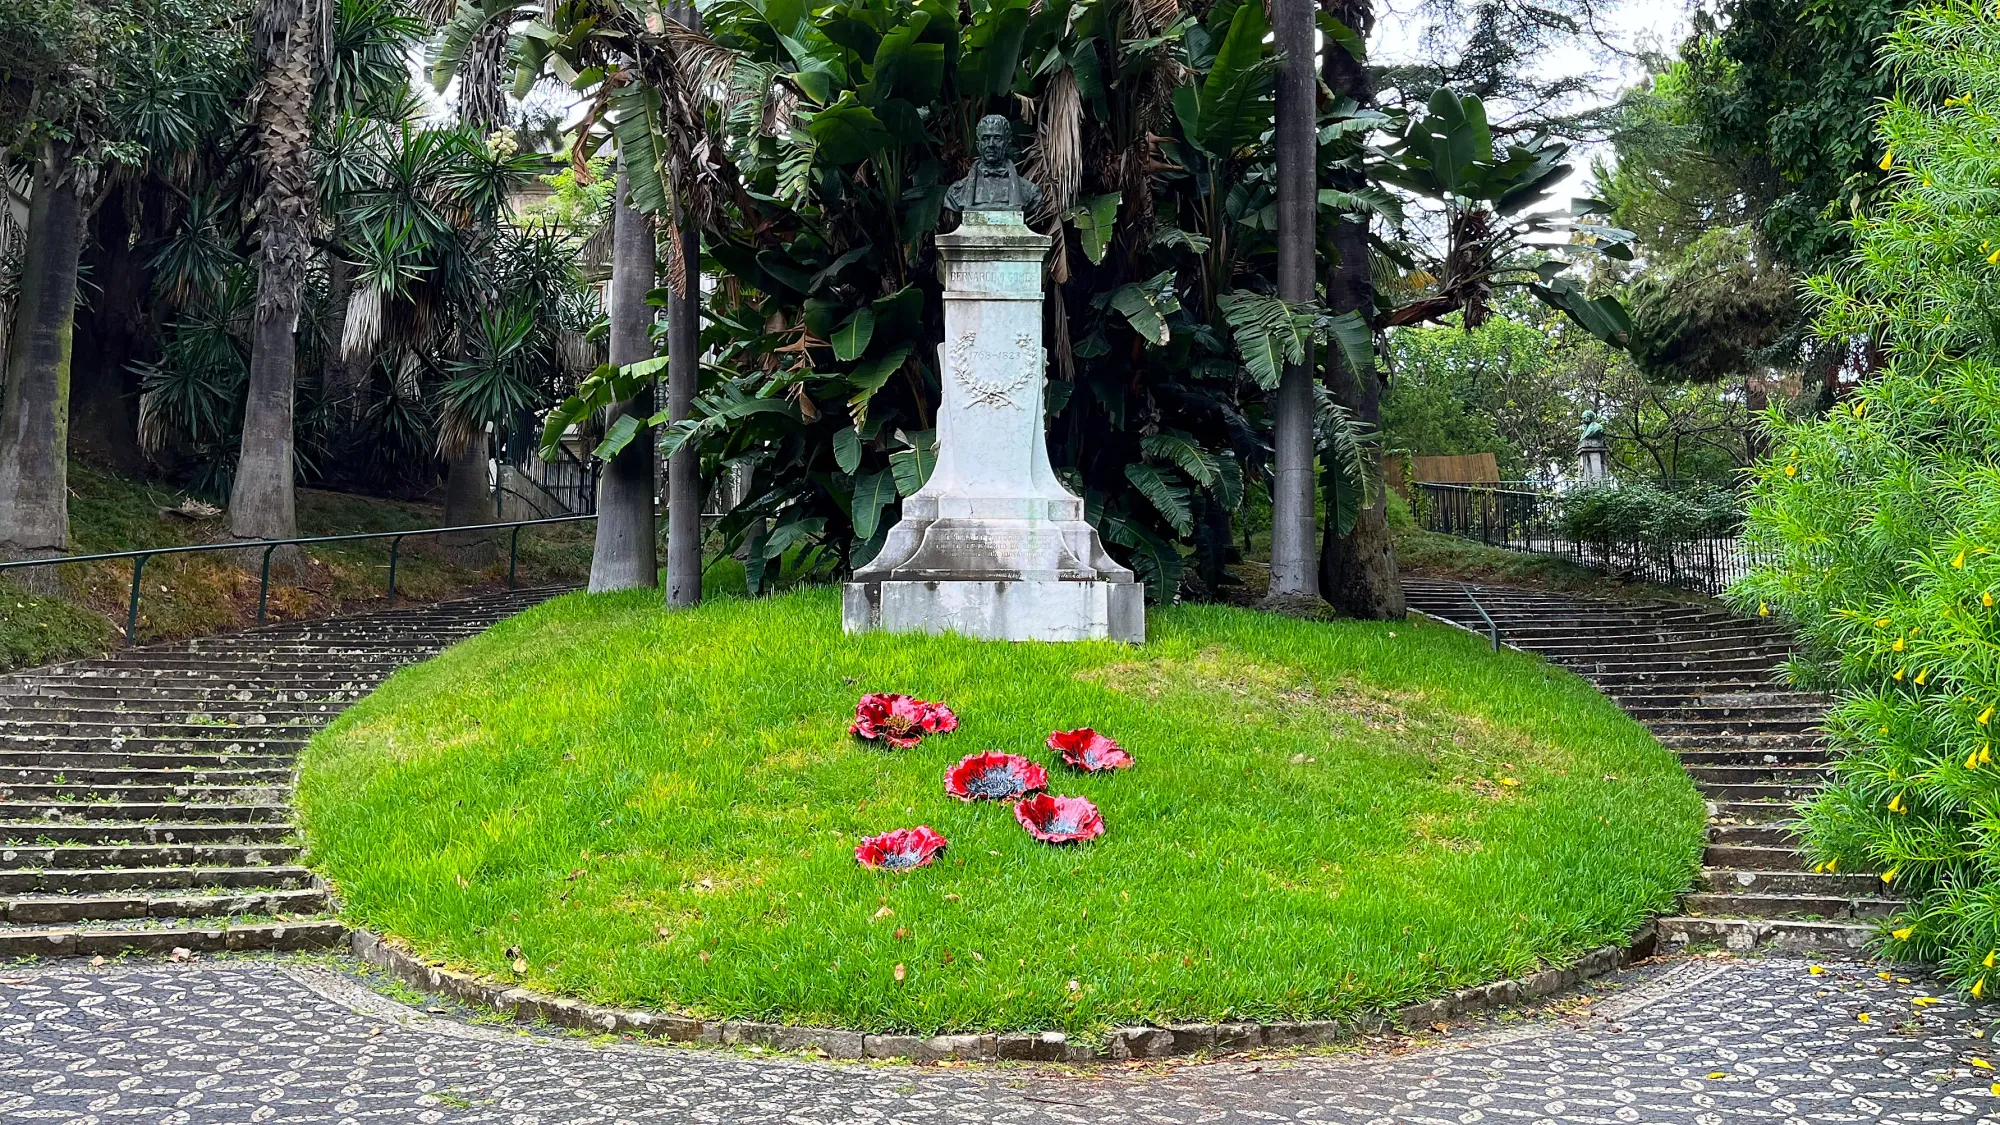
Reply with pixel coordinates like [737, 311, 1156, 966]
[843, 211, 1144, 643]
[1577, 438, 1612, 484]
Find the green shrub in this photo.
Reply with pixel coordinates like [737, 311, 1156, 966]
[1734, 1, 2000, 991]
[1556, 481, 1741, 559]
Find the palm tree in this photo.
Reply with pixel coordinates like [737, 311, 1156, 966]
[1317, 0, 1404, 619]
[0, 144, 87, 581]
[229, 0, 328, 561]
[660, 0, 703, 607]
[588, 164, 659, 592]
[1266, 0, 1318, 603]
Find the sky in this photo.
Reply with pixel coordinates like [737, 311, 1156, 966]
[1369, 0, 1697, 203]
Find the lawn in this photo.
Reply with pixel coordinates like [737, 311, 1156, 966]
[299, 587, 1704, 1039]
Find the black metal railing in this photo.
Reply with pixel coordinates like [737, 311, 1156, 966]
[1414, 481, 1762, 597]
[498, 425, 598, 516]
[0, 514, 596, 647]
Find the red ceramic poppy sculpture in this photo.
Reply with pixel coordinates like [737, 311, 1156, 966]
[1013, 793, 1105, 844]
[854, 825, 949, 871]
[944, 752, 1049, 802]
[1047, 728, 1134, 772]
[851, 693, 959, 748]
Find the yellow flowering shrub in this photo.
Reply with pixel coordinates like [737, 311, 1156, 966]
[1736, 0, 2000, 996]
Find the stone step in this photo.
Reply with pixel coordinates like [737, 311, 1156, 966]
[1658, 731, 1826, 751]
[0, 843, 303, 869]
[1678, 747, 1829, 767]
[0, 766, 295, 788]
[1, 886, 327, 925]
[0, 735, 308, 755]
[1709, 823, 1800, 848]
[1696, 867, 1886, 897]
[0, 721, 318, 740]
[1695, 780, 1826, 802]
[0, 783, 289, 804]
[0, 864, 316, 895]
[1680, 892, 1899, 921]
[1624, 700, 1832, 716]
[1644, 716, 1822, 736]
[1610, 688, 1830, 706]
[0, 686, 355, 706]
[0, 917, 347, 959]
[1685, 765, 1831, 786]
[0, 802, 291, 824]
[0, 705, 328, 724]
[1703, 843, 1810, 870]
[0, 821, 296, 845]
[0, 750, 299, 771]
[1706, 800, 1801, 824]
[1657, 915, 1876, 955]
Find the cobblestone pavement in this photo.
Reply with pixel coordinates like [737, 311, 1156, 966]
[3, 954, 1997, 1124]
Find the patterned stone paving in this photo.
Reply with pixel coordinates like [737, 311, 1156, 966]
[3, 955, 1998, 1123]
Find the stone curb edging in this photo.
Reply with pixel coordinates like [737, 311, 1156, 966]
[348, 922, 1658, 1063]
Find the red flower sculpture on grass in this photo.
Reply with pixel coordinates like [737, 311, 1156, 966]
[855, 825, 949, 871]
[851, 693, 959, 749]
[1047, 728, 1134, 772]
[1013, 793, 1105, 844]
[945, 752, 1048, 802]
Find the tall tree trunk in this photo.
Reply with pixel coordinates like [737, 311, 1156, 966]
[0, 144, 87, 589]
[1317, 0, 1404, 619]
[663, 214, 700, 606]
[69, 177, 151, 474]
[439, 436, 497, 564]
[1267, 0, 1319, 602]
[588, 167, 660, 592]
[230, 0, 324, 576]
[663, 0, 703, 607]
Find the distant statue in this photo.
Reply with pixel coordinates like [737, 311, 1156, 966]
[1579, 407, 1608, 446]
[946, 114, 1042, 213]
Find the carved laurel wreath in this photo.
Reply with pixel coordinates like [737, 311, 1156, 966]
[949, 332, 1037, 407]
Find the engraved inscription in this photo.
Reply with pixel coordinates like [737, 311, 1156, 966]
[949, 331, 1037, 408]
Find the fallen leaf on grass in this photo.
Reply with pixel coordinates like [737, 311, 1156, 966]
[873, 905, 894, 920]
[893, 963, 907, 982]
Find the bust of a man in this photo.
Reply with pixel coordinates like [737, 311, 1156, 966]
[946, 114, 1042, 213]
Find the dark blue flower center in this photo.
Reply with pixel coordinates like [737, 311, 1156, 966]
[965, 766, 1024, 799]
[1046, 814, 1080, 835]
[880, 849, 926, 869]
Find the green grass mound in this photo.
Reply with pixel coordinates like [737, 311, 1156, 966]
[300, 588, 1704, 1038]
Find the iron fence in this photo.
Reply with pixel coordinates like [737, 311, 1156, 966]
[1413, 481, 1764, 597]
[0, 515, 596, 647]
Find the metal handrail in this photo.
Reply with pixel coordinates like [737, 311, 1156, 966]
[1459, 582, 1501, 651]
[0, 514, 597, 646]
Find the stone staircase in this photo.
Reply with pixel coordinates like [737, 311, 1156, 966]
[0, 586, 565, 960]
[1403, 577, 1887, 957]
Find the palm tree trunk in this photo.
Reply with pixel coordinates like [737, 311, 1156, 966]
[662, 0, 704, 608]
[1267, 0, 1319, 602]
[230, 0, 324, 575]
[1317, 0, 1404, 619]
[663, 216, 700, 606]
[588, 166, 659, 592]
[0, 144, 87, 589]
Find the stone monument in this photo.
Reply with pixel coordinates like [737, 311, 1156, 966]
[1576, 408, 1612, 483]
[843, 115, 1145, 643]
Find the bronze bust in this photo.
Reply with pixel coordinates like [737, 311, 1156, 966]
[945, 114, 1042, 213]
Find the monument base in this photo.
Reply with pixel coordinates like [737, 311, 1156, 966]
[843, 578, 1144, 643]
